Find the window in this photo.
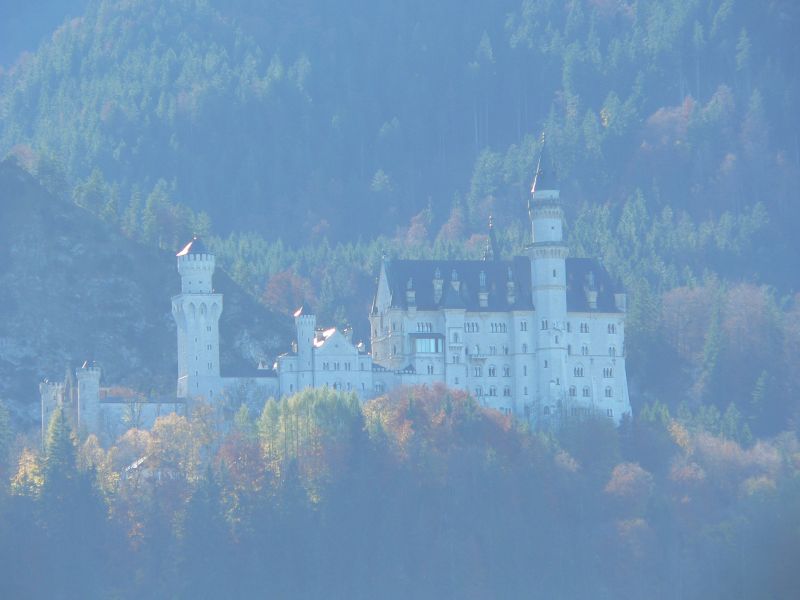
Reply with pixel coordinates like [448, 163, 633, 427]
[323, 362, 330, 370]
[452, 355, 460, 364]
[544, 360, 549, 368]
[415, 338, 442, 353]
[567, 344, 572, 355]
[488, 366, 497, 377]
[609, 346, 616, 357]
[608, 323, 617, 334]
[606, 408, 614, 417]
[605, 386, 613, 398]
[489, 345, 497, 355]
[544, 406, 551, 415]
[566, 322, 571, 333]
[452, 331, 460, 343]
[581, 344, 589, 356]
[474, 345, 480, 355]
[554, 336, 559, 344]
[345, 362, 351, 371]
[454, 377, 459, 384]
[489, 386, 497, 397]
[553, 269, 557, 277]
[523, 365, 527, 376]
[392, 345, 397, 355]
[503, 387, 511, 397]
[574, 366, 584, 377]
[582, 386, 590, 397]
[522, 343, 528, 353]
[334, 362, 340, 370]
[580, 322, 589, 333]
[541, 319, 548, 330]
[427, 365, 434, 375]
[503, 366, 510, 377]
[347, 382, 352, 391]
[603, 367, 614, 378]
[520, 321, 527, 331]
[475, 386, 483, 397]
[524, 386, 528, 395]
[473, 366, 482, 377]
[569, 386, 577, 397]
[503, 345, 509, 355]
[417, 322, 433, 333]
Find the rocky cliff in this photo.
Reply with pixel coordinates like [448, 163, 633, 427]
[0, 160, 291, 421]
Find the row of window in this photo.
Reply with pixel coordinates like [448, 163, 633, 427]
[569, 385, 614, 398]
[408, 321, 618, 336]
[573, 366, 614, 378]
[321, 361, 365, 371]
[475, 386, 513, 397]
[542, 407, 615, 417]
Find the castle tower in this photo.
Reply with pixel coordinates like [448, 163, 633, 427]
[40, 380, 65, 448]
[528, 167, 569, 422]
[294, 304, 316, 390]
[172, 237, 223, 400]
[76, 361, 101, 432]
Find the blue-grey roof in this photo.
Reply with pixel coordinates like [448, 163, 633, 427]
[382, 257, 622, 313]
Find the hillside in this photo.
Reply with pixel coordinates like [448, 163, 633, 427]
[0, 0, 798, 269]
[0, 159, 291, 415]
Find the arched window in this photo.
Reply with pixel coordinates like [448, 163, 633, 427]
[503, 387, 511, 397]
[503, 365, 511, 377]
[581, 344, 589, 356]
[569, 386, 576, 397]
[603, 367, 614, 378]
[608, 323, 617, 334]
[605, 386, 613, 398]
[573, 366, 584, 377]
[582, 386, 591, 397]
[543, 406, 551, 415]
[488, 366, 497, 377]
[609, 346, 616, 357]
[489, 386, 497, 397]
[522, 343, 528, 353]
[541, 319, 548, 330]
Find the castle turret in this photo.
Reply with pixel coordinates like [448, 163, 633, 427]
[294, 303, 316, 390]
[77, 361, 101, 432]
[172, 237, 223, 400]
[528, 159, 568, 422]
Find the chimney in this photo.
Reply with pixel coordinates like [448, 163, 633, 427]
[433, 268, 443, 304]
[614, 292, 627, 312]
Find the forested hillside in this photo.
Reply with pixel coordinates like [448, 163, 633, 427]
[1, 2, 800, 597]
[1, 388, 799, 598]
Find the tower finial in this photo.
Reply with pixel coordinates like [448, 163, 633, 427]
[483, 214, 500, 261]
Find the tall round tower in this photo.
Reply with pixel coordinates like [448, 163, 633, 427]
[294, 303, 317, 390]
[172, 237, 223, 400]
[528, 181, 569, 423]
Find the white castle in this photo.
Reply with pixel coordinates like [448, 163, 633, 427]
[42, 179, 632, 438]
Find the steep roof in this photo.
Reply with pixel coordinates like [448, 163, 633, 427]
[382, 257, 622, 313]
[176, 237, 209, 257]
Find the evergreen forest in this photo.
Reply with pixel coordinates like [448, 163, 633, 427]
[1, 0, 799, 597]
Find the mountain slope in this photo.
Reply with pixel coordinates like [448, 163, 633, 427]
[0, 159, 291, 412]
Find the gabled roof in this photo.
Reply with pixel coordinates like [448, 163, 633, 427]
[176, 237, 209, 257]
[382, 257, 622, 313]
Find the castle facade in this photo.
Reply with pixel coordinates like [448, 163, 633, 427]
[42, 182, 632, 438]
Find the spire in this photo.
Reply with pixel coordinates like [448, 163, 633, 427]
[483, 214, 500, 261]
[527, 131, 546, 223]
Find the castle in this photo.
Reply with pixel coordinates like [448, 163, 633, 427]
[41, 179, 632, 438]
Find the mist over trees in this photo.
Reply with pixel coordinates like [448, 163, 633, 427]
[2, 388, 799, 599]
[1, 0, 799, 597]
